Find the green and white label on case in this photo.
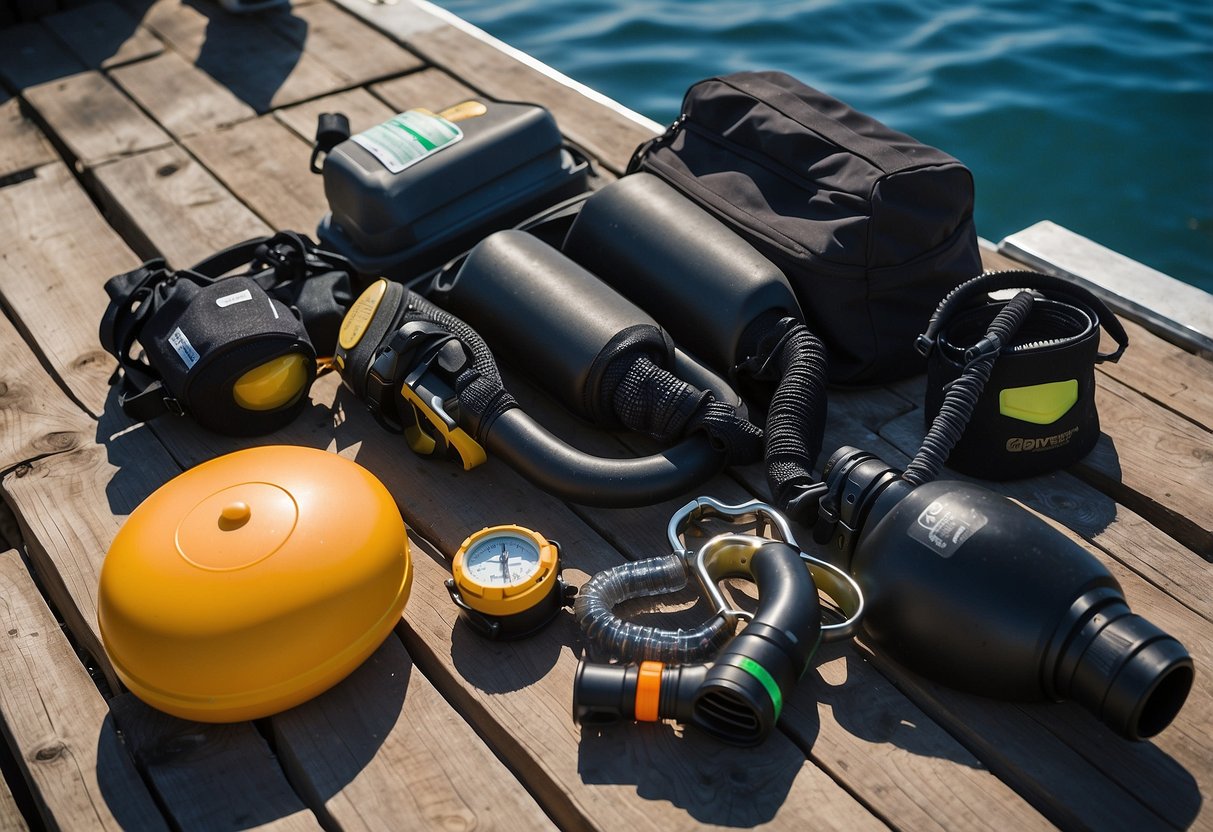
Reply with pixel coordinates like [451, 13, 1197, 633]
[351, 110, 463, 174]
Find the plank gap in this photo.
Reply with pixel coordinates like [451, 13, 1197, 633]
[0, 719, 41, 832]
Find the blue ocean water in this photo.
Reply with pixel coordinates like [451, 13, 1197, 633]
[434, 0, 1213, 293]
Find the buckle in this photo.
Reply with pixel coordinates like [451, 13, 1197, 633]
[367, 322, 486, 470]
[667, 497, 864, 642]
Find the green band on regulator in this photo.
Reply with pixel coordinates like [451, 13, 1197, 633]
[736, 657, 782, 720]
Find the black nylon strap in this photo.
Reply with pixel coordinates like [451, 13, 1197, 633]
[99, 232, 352, 423]
[100, 261, 182, 419]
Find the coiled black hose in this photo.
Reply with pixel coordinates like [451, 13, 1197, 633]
[902, 290, 1036, 486]
[758, 319, 830, 518]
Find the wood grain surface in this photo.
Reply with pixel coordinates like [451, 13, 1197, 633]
[0, 96, 55, 180]
[23, 71, 173, 167]
[109, 50, 257, 139]
[108, 695, 322, 832]
[183, 115, 331, 233]
[90, 145, 272, 266]
[41, 0, 162, 69]
[0, 162, 138, 417]
[136, 0, 350, 111]
[0, 304, 92, 473]
[0, 551, 169, 832]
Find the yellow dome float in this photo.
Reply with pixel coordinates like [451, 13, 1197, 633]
[98, 445, 411, 722]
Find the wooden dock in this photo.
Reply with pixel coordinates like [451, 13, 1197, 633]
[0, 1, 1210, 829]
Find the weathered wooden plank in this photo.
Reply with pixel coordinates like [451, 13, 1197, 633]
[1001, 220, 1213, 357]
[1078, 374, 1212, 558]
[22, 71, 173, 167]
[370, 65, 478, 115]
[0, 23, 85, 90]
[272, 632, 557, 832]
[274, 1, 425, 87]
[139, 0, 349, 112]
[90, 145, 272, 266]
[108, 695, 322, 832]
[857, 642, 1198, 831]
[42, 1, 163, 69]
[329, 0, 659, 173]
[0, 162, 139, 417]
[109, 49, 256, 139]
[0, 550, 170, 832]
[2, 417, 181, 693]
[0, 96, 55, 181]
[0, 303, 92, 473]
[1099, 318, 1213, 433]
[274, 87, 395, 144]
[183, 116, 329, 233]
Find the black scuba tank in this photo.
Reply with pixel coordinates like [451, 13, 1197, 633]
[561, 172, 803, 384]
[429, 229, 737, 425]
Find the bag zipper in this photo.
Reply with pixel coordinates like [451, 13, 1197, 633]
[638, 127, 862, 275]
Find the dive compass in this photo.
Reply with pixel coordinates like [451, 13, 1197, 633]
[446, 525, 575, 640]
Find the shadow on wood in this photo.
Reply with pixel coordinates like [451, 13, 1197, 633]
[575, 721, 805, 828]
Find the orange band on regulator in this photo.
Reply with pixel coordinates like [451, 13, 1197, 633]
[635, 661, 664, 722]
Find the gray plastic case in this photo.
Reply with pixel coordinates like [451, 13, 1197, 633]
[317, 100, 588, 279]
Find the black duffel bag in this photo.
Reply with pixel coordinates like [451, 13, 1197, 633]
[629, 71, 982, 385]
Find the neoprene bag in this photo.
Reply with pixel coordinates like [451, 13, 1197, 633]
[628, 71, 983, 385]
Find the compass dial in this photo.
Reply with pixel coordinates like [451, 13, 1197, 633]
[462, 532, 541, 587]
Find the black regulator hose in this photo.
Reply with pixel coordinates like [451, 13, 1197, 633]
[902, 290, 1035, 486]
[482, 409, 725, 507]
[573, 541, 822, 747]
[753, 317, 830, 520]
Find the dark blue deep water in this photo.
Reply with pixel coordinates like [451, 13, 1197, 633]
[434, 0, 1213, 293]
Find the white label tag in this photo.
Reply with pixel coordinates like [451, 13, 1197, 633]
[168, 327, 200, 369]
[216, 289, 253, 308]
[350, 110, 463, 174]
[907, 498, 988, 557]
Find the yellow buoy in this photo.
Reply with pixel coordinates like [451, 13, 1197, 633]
[98, 445, 411, 722]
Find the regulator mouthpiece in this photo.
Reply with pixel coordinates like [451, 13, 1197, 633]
[1055, 593, 1194, 740]
[571, 644, 792, 748]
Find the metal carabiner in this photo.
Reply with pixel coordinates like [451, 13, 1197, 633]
[667, 496, 865, 642]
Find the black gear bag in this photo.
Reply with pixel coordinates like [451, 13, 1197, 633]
[629, 71, 983, 385]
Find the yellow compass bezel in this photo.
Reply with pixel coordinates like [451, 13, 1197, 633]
[451, 525, 559, 617]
